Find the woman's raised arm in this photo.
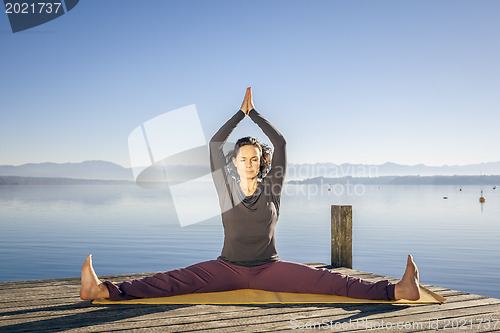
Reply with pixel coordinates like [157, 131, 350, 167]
[240, 87, 252, 115]
[246, 88, 286, 185]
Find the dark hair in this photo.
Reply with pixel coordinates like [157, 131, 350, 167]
[227, 136, 272, 179]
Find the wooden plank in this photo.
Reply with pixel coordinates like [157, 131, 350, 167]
[1, 268, 498, 333]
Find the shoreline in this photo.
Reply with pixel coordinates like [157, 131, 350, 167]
[1, 174, 500, 186]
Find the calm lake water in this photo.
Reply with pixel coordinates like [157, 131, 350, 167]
[1, 183, 499, 299]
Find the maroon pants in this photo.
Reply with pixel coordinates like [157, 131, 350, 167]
[104, 259, 395, 301]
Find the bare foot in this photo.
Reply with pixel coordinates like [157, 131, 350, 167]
[80, 254, 110, 300]
[394, 255, 420, 301]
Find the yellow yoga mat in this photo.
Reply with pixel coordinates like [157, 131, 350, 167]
[93, 285, 445, 305]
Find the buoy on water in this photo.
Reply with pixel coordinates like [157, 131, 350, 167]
[479, 190, 486, 203]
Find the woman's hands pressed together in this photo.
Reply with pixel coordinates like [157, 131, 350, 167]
[240, 87, 255, 115]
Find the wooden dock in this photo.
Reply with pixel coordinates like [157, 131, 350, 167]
[1, 265, 499, 332]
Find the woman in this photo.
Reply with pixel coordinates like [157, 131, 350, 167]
[80, 87, 420, 301]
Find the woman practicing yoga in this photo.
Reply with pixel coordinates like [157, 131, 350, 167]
[80, 87, 420, 301]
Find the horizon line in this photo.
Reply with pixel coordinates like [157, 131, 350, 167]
[1, 159, 500, 169]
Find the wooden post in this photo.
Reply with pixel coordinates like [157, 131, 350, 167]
[331, 205, 352, 268]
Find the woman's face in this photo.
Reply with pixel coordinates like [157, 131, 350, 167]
[232, 145, 261, 181]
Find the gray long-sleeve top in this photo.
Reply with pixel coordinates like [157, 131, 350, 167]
[209, 109, 287, 267]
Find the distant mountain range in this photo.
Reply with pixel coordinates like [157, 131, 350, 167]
[286, 161, 500, 179]
[0, 176, 133, 186]
[289, 175, 500, 186]
[0, 160, 499, 182]
[0, 161, 133, 180]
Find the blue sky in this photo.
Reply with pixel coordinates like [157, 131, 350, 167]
[1, 0, 499, 167]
